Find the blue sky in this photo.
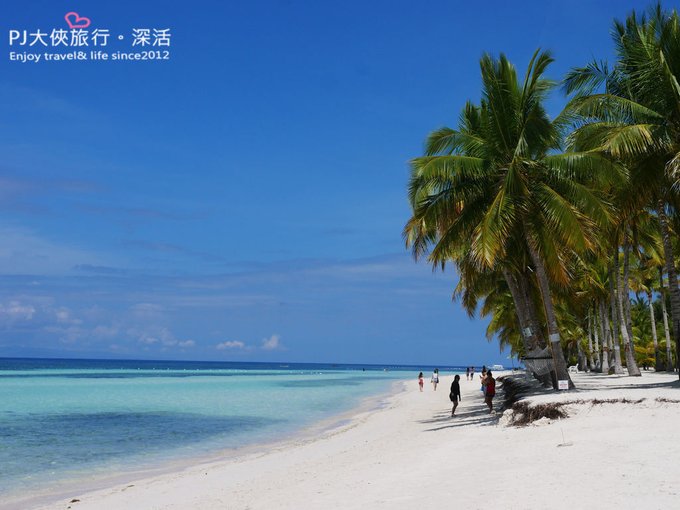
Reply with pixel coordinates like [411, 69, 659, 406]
[0, 0, 673, 365]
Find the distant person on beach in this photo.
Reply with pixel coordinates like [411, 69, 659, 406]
[485, 371, 496, 412]
[450, 374, 461, 416]
[480, 366, 487, 393]
[431, 368, 439, 391]
[470, 366, 474, 380]
[465, 367, 470, 381]
[418, 372, 424, 392]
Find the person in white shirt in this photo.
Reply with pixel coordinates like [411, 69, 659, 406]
[431, 368, 439, 390]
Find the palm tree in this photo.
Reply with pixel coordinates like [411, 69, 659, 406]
[563, 3, 680, 378]
[631, 295, 657, 369]
[569, 256, 612, 371]
[629, 239, 665, 371]
[659, 268, 676, 370]
[405, 49, 619, 388]
[633, 269, 663, 371]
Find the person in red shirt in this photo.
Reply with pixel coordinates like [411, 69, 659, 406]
[484, 371, 496, 412]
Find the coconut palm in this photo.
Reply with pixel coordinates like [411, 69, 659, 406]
[629, 225, 665, 371]
[568, 255, 611, 371]
[631, 295, 658, 369]
[630, 265, 663, 371]
[659, 268, 676, 370]
[563, 3, 680, 377]
[405, 49, 620, 387]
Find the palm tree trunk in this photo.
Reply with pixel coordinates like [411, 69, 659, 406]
[617, 240, 641, 376]
[525, 237, 573, 388]
[577, 342, 587, 372]
[599, 300, 610, 374]
[516, 270, 547, 350]
[608, 263, 624, 374]
[660, 268, 674, 372]
[592, 307, 601, 371]
[506, 268, 555, 387]
[622, 238, 636, 342]
[657, 202, 680, 378]
[502, 269, 537, 354]
[586, 312, 595, 371]
[647, 290, 662, 371]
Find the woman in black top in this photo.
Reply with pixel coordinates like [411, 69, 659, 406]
[450, 374, 461, 416]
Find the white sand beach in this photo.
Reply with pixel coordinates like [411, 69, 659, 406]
[29, 371, 680, 510]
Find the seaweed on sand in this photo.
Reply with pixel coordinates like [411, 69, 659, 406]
[507, 397, 674, 426]
[590, 398, 645, 405]
[510, 401, 568, 426]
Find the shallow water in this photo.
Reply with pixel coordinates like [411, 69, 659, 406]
[0, 358, 463, 497]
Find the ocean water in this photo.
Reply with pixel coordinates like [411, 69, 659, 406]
[0, 358, 463, 500]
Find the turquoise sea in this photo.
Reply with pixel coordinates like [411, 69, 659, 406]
[0, 358, 465, 501]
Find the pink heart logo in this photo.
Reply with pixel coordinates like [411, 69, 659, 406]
[64, 12, 91, 29]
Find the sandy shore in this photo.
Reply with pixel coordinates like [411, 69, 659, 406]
[25, 371, 680, 510]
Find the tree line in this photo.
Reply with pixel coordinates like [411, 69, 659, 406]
[404, 2, 680, 388]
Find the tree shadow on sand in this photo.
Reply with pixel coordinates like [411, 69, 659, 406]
[418, 400, 500, 431]
[498, 373, 679, 403]
[571, 375, 680, 392]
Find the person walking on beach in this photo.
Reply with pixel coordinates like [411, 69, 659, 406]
[470, 366, 474, 381]
[450, 374, 461, 416]
[465, 366, 470, 381]
[418, 372, 424, 392]
[485, 371, 496, 413]
[431, 368, 439, 391]
[480, 366, 487, 394]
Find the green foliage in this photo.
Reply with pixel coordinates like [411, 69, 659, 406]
[404, 3, 680, 373]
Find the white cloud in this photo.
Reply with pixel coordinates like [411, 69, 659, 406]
[178, 340, 195, 348]
[216, 340, 245, 350]
[133, 327, 181, 346]
[55, 307, 82, 325]
[0, 301, 36, 321]
[55, 309, 70, 322]
[137, 334, 159, 345]
[261, 334, 282, 351]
